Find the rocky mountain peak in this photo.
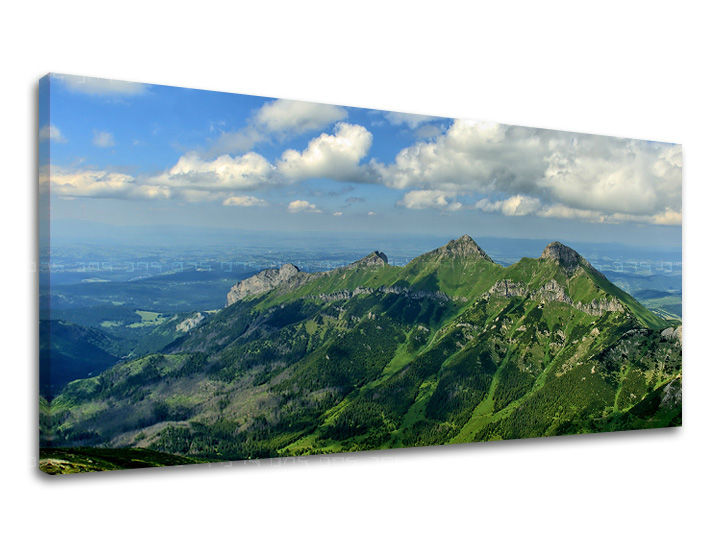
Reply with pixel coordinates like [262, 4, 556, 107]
[350, 250, 389, 268]
[277, 263, 302, 280]
[540, 242, 587, 273]
[226, 263, 307, 306]
[435, 235, 493, 261]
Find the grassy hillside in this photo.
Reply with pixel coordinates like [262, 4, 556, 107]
[39, 447, 203, 474]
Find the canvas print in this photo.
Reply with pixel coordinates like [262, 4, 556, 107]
[38, 74, 682, 474]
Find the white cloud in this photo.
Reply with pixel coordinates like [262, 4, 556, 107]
[476, 196, 681, 225]
[537, 204, 606, 222]
[398, 190, 462, 211]
[651, 208, 682, 226]
[54, 74, 147, 96]
[277, 123, 372, 181]
[288, 200, 321, 214]
[93, 130, 115, 148]
[41, 164, 276, 205]
[43, 122, 376, 205]
[39, 124, 66, 143]
[209, 99, 349, 156]
[222, 195, 268, 207]
[384, 112, 439, 129]
[255, 99, 347, 134]
[367, 211, 376, 216]
[39, 167, 158, 199]
[152, 152, 276, 191]
[373, 120, 538, 192]
[332, 211, 343, 216]
[41, 103, 681, 228]
[539, 139, 679, 216]
[475, 195, 541, 216]
[131, 185, 172, 200]
[375, 119, 682, 225]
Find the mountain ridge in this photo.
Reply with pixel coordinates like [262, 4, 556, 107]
[225, 236, 662, 328]
[42, 235, 680, 467]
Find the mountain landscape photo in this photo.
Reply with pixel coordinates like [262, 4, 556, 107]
[39, 234, 681, 473]
[38, 75, 682, 474]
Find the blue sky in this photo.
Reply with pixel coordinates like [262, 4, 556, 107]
[40, 74, 682, 248]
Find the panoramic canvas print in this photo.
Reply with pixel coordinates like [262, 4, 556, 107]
[39, 74, 682, 474]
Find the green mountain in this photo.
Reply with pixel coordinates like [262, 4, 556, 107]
[41, 236, 681, 469]
[40, 311, 217, 399]
[40, 320, 122, 398]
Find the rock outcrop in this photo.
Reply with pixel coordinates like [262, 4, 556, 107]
[424, 234, 494, 262]
[226, 263, 309, 306]
[540, 242, 588, 274]
[489, 279, 527, 298]
[226, 251, 390, 306]
[175, 312, 206, 333]
[661, 325, 682, 341]
[311, 285, 450, 304]
[488, 278, 625, 316]
[347, 251, 388, 268]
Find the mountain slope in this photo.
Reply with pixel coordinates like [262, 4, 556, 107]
[40, 320, 122, 398]
[41, 237, 681, 466]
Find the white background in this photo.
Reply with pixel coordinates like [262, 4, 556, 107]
[2, 1, 717, 545]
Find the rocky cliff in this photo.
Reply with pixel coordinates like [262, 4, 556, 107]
[422, 234, 494, 262]
[226, 263, 310, 306]
[488, 277, 625, 316]
[347, 250, 388, 268]
[226, 251, 389, 306]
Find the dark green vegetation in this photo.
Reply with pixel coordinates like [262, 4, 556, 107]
[39, 447, 202, 474]
[40, 320, 122, 397]
[39, 311, 217, 397]
[41, 237, 682, 472]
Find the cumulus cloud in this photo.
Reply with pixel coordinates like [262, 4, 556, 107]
[475, 195, 541, 216]
[367, 211, 376, 216]
[39, 124, 66, 143]
[373, 120, 540, 192]
[332, 211, 343, 216]
[39, 166, 165, 199]
[287, 200, 321, 213]
[92, 130, 115, 148]
[277, 123, 372, 181]
[41, 164, 277, 205]
[42, 102, 681, 227]
[152, 123, 372, 196]
[651, 208, 682, 226]
[475, 197, 682, 226]
[222, 195, 268, 207]
[399, 190, 462, 211]
[54, 74, 147, 96]
[43, 123, 375, 205]
[255, 99, 347, 134]
[375, 119, 681, 225]
[210, 99, 347, 155]
[152, 152, 276, 191]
